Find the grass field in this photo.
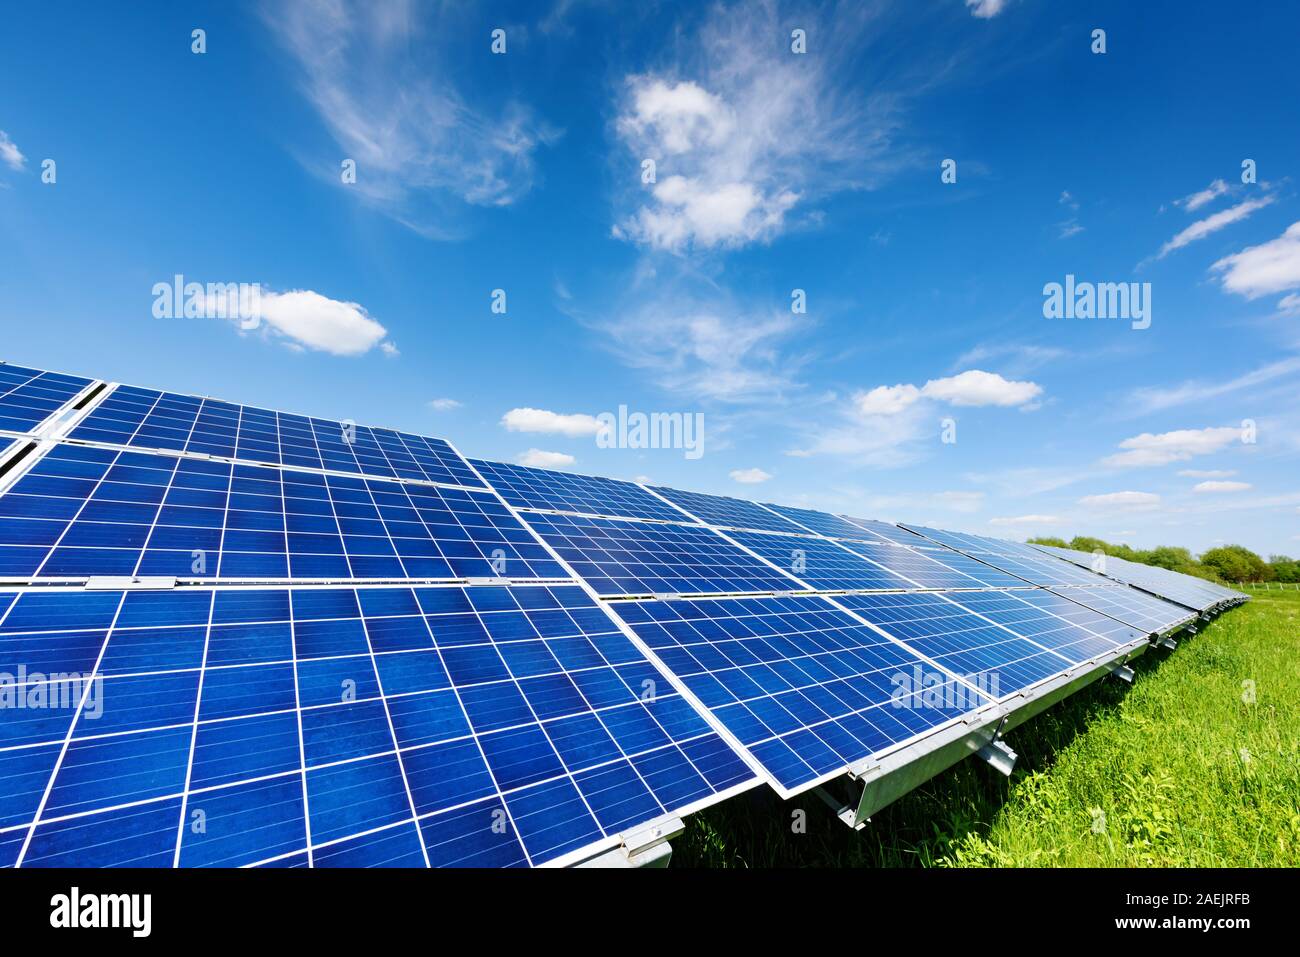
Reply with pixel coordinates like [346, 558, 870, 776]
[675, 591, 1300, 867]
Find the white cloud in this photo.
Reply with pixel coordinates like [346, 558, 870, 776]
[966, 0, 1008, 18]
[241, 289, 391, 356]
[0, 131, 24, 171]
[428, 398, 461, 411]
[1102, 426, 1241, 467]
[262, 0, 553, 234]
[920, 370, 1042, 408]
[500, 408, 604, 437]
[1178, 469, 1236, 478]
[518, 449, 575, 469]
[611, 2, 908, 251]
[730, 467, 772, 484]
[1129, 356, 1300, 414]
[1058, 220, 1084, 239]
[1193, 480, 1251, 493]
[989, 514, 1059, 526]
[1279, 293, 1300, 315]
[854, 384, 921, 416]
[1156, 196, 1274, 259]
[1175, 178, 1229, 212]
[379, 341, 400, 358]
[1211, 221, 1300, 300]
[932, 491, 985, 513]
[1079, 491, 1161, 510]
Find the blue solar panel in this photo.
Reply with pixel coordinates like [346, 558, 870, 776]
[1041, 583, 1193, 634]
[616, 594, 988, 793]
[68, 384, 481, 487]
[649, 486, 806, 533]
[836, 517, 923, 545]
[470, 459, 682, 522]
[760, 504, 884, 541]
[0, 444, 566, 582]
[999, 587, 1152, 646]
[0, 583, 756, 868]
[834, 539, 990, 589]
[834, 592, 1081, 694]
[935, 590, 1129, 662]
[521, 513, 800, 596]
[1033, 544, 1238, 611]
[0, 364, 93, 435]
[726, 531, 917, 591]
[901, 525, 1108, 587]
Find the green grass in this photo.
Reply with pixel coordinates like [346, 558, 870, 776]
[674, 592, 1300, 867]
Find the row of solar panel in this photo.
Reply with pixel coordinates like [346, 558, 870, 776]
[0, 362, 1244, 868]
[0, 584, 754, 867]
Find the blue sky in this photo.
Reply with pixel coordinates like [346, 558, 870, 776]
[2, 0, 1298, 555]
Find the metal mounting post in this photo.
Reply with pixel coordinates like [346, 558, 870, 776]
[1106, 662, 1135, 683]
[975, 738, 1018, 776]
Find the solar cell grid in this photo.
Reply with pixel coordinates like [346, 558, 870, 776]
[726, 530, 917, 592]
[1005, 588, 1148, 646]
[68, 384, 481, 487]
[0, 364, 93, 436]
[834, 539, 988, 590]
[0, 443, 565, 581]
[761, 503, 885, 541]
[1050, 585, 1191, 634]
[616, 594, 987, 792]
[834, 592, 1078, 696]
[0, 584, 756, 867]
[837, 517, 923, 545]
[522, 512, 800, 596]
[1035, 545, 1238, 610]
[940, 590, 1124, 662]
[648, 486, 806, 533]
[470, 459, 682, 521]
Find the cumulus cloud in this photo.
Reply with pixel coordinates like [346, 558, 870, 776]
[518, 449, 575, 468]
[500, 408, 604, 437]
[1102, 426, 1241, 468]
[854, 384, 922, 416]
[1156, 195, 1274, 259]
[262, 0, 554, 234]
[1078, 491, 1161, 510]
[0, 130, 25, 171]
[730, 467, 772, 484]
[1211, 221, 1300, 302]
[1192, 480, 1251, 493]
[611, 1, 908, 251]
[240, 289, 391, 356]
[852, 371, 1042, 416]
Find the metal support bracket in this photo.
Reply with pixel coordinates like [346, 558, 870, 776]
[575, 817, 683, 868]
[1106, 662, 1135, 684]
[1158, 634, 1178, 650]
[85, 576, 177, 591]
[975, 737, 1018, 777]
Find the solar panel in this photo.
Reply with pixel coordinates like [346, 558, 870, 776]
[68, 384, 481, 488]
[1033, 544, 1240, 611]
[0, 444, 566, 582]
[0, 583, 756, 868]
[901, 525, 1109, 587]
[837, 517, 924, 545]
[520, 513, 800, 597]
[470, 460, 682, 522]
[1001, 587, 1156, 645]
[760, 503, 884, 541]
[834, 539, 990, 589]
[649, 486, 806, 534]
[0, 364, 94, 436]
[1044, 583, 1195, 634]
[834, 592, 1084, 694]
[934, 590, 1129, 662]
[615, 594, 988, 793]
[726, 531, 917, 591]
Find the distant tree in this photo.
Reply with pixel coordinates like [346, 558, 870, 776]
[1026, 536, 1068, 548]
[1144, 546, 1198, 574]
[1268, 555, 1300, 583]
[1200, 545, 1270, 583]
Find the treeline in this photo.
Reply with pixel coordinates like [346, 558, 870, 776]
[1025, 536, 1300, 584]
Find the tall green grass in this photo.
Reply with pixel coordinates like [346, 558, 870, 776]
[675, 592, 1300, 867]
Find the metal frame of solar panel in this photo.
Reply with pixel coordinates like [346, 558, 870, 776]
[0, 361, 1247, 863]
[0, 364, 765, 868]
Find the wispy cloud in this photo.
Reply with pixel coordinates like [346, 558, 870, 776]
[1129, 356, 1300, 414]
[0, 130, 25, 171]
[428, 398, 461, 411]
[989, 514, 1059, 526]
[611, 0, 915, 251]
[1155, 195, 1274, 259]
[1178, 468, 1236, 478]
[965, 0, 1009, 18]
[262, 0, 554, 235]
[1078, 491, 1161, 510]
[1175, 178, 1230, 213]
[1193, 480, 1251, 493]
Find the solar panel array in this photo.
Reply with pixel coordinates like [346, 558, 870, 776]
[0, 361, 1247, 866]
[1031, 543, 1239, 611]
